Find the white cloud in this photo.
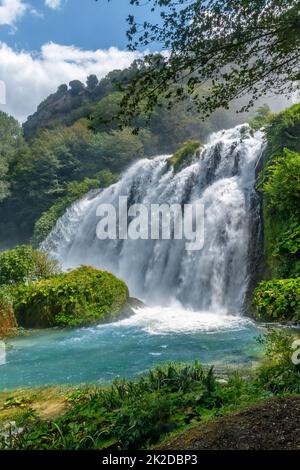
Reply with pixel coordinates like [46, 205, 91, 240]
[0, 0, 27, 26]
[0, 42, 140, 122]
[45, 0, 61, 9]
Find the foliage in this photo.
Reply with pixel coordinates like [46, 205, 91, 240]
[249, 104, 275, 130]
[0, 112, 24, 202]
[0, 287, 17, 338]
[32, 171, 117, 246]
[0, 362, 222, 450]
[252, 278, 300, 323]
[0, 246, 59, 287]
[256, 328, 300, 394]
[1, 329, 299, 450]
[90, 92, 124, 131]
[262, 149, 300, 216]
[102, 1, 300, 126]
[14, 266, 129, 328]
[0, 119, 123, 244]
[274, 223, 300, 257]
[92, 128, 144, 172]
[167, 140, 202, 172]
[257, 105, 300, 279]
[0, 288, 13, 309]
[264, 103, 300, 158]
[69, 80, 85, 96]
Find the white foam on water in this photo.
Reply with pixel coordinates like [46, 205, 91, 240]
[114, 305, 254, 335]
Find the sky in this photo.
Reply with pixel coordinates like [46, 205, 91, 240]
[0, 0, 160, 121]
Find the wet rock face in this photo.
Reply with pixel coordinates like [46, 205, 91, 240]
[120, 297, 146, 319]
[243, 189, 264, 314]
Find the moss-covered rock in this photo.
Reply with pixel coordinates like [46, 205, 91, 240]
[252, 278, 300, 323]
[14, 266, 130, 328]
[167, 140, 202, 173]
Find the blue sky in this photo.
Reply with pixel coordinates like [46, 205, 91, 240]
[0, 0, 159, 52]
[0, 0, 161, 121]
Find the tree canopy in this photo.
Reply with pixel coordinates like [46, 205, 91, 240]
[0, 112, 24, 202]
[105, 0, 300, 125]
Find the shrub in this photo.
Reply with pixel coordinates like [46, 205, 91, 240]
[14, 266, 129, 328]
[252, 278, 300, 323]
[0, 246, 59, 287]
[256, 328, 300, 394]
[167, 140, 202, 172]
[262, 149, 300, 217]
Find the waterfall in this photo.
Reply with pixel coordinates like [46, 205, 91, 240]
[42, 124, 263, 314]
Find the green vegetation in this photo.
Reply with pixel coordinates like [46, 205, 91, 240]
[107, 1, 299, 126]
[264, 103, 300, 158]
[252, 104, 300, 323]
[0, 246, 59, 336]
[0, 329, 299, 450]
[0, 248, 130, 333]
[249, 104, 275, 131]
[14, 266, 129, 328]
[167, 141, 202, 172]
[260, 147, 300, 279]
[0, 112, 23, 202]
[0, 120, 125, 245]
[262, 149, 300, 215]
[0, 289, 17, 338]
[0, 246, 59, 287]
[252, 278, 300, 323]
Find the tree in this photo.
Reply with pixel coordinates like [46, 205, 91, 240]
[105, 0, 300, 125]
[90, 92, 123, 131]
[69, 80, 85, 96]
[86, 74, 99, 90]
[0, 112, 23, 201]
[57, 84, 68, 95]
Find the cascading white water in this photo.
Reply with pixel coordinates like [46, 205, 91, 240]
[42, 124, 263, 314]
